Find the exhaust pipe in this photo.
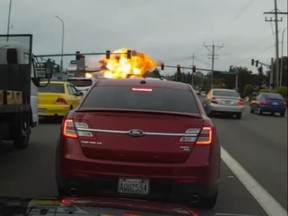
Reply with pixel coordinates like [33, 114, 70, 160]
[190, 194, 200, 204]
[68, 187, 77, 196]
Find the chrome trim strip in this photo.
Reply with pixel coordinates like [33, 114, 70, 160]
[76, 127, 200, 137]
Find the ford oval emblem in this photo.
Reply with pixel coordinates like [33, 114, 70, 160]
[128, 129, 144, 137]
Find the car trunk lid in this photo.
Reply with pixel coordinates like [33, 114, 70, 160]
[73, 110, 204, 163]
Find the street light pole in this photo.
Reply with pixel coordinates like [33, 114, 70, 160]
[6, 0, 13, 39]
[56, 16, 65, 74]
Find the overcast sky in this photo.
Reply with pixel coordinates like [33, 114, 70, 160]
[0, 0, 287, 75]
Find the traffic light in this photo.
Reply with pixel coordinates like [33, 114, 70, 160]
[127, 50, 132, 59]
[177, 64, 181, 72]
[76, 51, 81, 60]
[192, 65, 196, 73]
[106, 50, 111, 59]
[255, 60, 259, 67]
[251, 59, 254, 65]
[160, 63, 164, 70]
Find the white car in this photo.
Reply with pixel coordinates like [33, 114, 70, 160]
[67, 77, 96, 94]
[202, 88, 244, 119]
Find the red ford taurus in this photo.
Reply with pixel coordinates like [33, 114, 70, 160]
[56, 78, 221, 209]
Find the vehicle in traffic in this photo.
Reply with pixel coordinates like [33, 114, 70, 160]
[38, 81, 82, 117]
[0, 34, 53, 148]
[250, 92, 286, 116]
[67, 77, 96, 94]
[202, 88, 244, 119]
[56, 78, 221, 209]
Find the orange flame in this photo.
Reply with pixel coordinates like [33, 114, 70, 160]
[99, 48, 157, 79]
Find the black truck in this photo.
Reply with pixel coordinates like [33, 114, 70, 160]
[0, 34, 52, 148]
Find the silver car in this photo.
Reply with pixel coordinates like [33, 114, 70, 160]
[202, 88, 244, 119]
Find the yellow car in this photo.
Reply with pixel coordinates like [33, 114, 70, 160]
[38, 81, 82, 117]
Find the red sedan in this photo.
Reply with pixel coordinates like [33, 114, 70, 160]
[56, 78, 221, 209]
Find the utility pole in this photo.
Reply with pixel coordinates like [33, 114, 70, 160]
[191, 53, 195, 87]
[204, 42, 224, 89]
[264, 0, 284, 87]
[6, 0, 12, 40]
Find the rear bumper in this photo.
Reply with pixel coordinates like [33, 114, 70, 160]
[210, 103, 243, 113]
[260, 105, 286, 113]
[38, 104, 69, 117]
[57, 175, 219, 201]
[56, 138, 221, 200]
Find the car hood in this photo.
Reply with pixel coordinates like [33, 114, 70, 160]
[1, 196, 234, 216]
[0, 197, 261, 216]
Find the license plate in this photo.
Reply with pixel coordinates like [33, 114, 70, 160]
[38, 108, 46, 113]
[272, 102, 278, 105]
[118, 178, 149, 195]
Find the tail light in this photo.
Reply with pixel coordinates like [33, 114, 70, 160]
[63, 119, 77, 138]
[236, 100, 244, 106]
[261, 100, 268, 105]
[179, 124, 213, 145]
[211, 97, 218, 104]
[62, 119, 93, 139]
[179, 128, 199, 142]
[55, 98, 67, 104]
[196, 127, 213, 145]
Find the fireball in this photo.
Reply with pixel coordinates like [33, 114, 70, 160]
[99, 48, 157, 79]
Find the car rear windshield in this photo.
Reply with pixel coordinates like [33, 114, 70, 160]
[38, 83, 65, 93]
[68, 79, 93, 87]
[81, 86, 199, 114]
[213, 90, 239, 97]
[263, 93, 284, 100]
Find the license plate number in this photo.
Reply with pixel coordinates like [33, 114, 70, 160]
[272, 102, 278, 105]
[118, 178, 149, 195]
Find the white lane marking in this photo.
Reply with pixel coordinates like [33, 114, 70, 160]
[221, 147, 287, 216]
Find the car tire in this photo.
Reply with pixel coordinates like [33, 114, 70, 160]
[198, 192, 218, 209]
[257, 107, 263, 115]
[250, 108, 253, 113]
[13, 114, 31, 149]
[236, 113, 242, 119]
[280, 111, 286, 117]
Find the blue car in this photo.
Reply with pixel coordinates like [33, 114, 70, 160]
[250, 92, 286, 117]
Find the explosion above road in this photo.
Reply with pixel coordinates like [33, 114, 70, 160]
[99, 48, 157, 79]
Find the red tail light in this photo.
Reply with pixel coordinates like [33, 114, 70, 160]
[62, 119, 93, 139]
[55, 98, 67, 104]
[236, 100, 244, 106]
[261, 100, 268, 105]
[196, 127, 213, 145]
[211, 97, 218, 104]
[63, 119, 78, 138]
